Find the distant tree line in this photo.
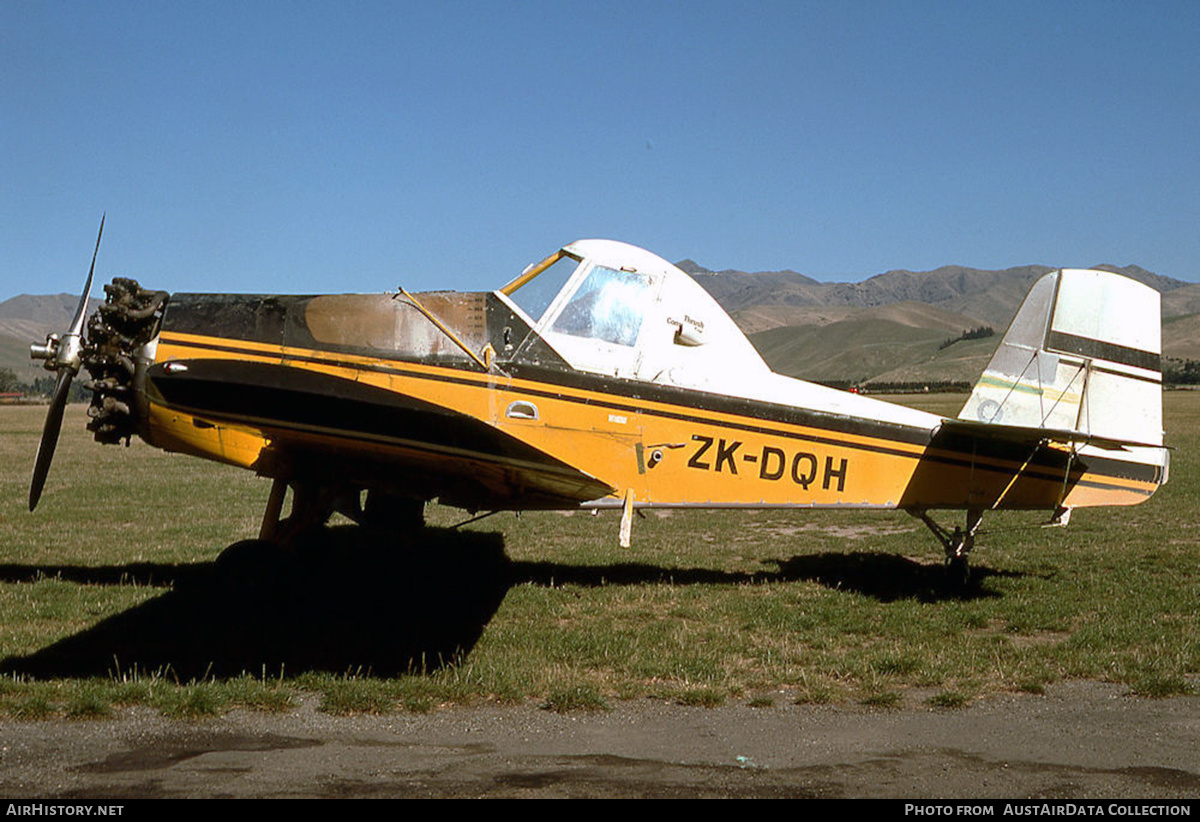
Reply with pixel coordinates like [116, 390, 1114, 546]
[860, 380, 974, 394]
[938, 326, 995, 351]
[815, 378, 974, 394]
[0, 366, 90, 401]
[0, 367, 19, 393]
[1163, 358, 1200, 386]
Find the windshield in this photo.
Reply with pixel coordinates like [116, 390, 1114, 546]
[551, 266, 651, 346]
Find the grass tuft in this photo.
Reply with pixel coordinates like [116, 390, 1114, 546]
[65, 682, 113, 719]
[153, 683, 227, 719]
[13, 695, 57, 720]
[859, 690, 903, 709]
[1130, 674, 1193, 698]
[225, 675, 295, 712]
[676, 687, 725, 708]
[871, 653, 923, 677]
[925, 690, 969, 709]
[316, 678, 395, 716]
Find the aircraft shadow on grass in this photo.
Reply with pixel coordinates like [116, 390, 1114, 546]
[516, 551, 1014, 602]
[0, 528, 1013, 680]
[0, 527, 509, 680]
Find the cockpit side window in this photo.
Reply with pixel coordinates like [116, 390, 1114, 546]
[551, 266, 650, 347]
[502, 252, 581, 324]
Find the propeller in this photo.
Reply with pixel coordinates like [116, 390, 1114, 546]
[28, 214, 105, 511]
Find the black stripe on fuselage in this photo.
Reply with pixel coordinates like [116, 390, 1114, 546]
[147, 359, 595, 483]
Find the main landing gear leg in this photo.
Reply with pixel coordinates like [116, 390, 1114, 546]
[911, 508, 984, 586]
[260, 478, 288, 541]
[258, 480, 353, 544]
[258, 479, 427, 544]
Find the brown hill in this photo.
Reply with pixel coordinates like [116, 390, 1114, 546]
[687, 261, 1190, 329]
[688, 261, 1192, 386]
[731, 300, 982, 336]
[1163, 313, 1200, 361]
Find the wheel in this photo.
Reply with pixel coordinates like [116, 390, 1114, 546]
[362, 491, 425, 532]
[946, 554, 971, 588]
[213, 538, 287, 595]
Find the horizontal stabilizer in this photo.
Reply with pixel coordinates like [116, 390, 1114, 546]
[939, 418, 1166, 452]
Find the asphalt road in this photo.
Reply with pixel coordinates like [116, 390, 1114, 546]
[1, 681, 1197, 799]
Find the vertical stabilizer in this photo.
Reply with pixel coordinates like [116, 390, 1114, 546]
[959, 269, 1163, 447]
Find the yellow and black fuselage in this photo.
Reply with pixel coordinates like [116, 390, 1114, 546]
[137, 290, 1164, 516]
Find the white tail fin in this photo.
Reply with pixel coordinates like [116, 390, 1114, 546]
[959, 269, 1163, 447]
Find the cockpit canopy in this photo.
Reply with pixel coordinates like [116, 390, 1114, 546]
[163, 240, 770, 396]
[497, 239, 769, 389]
[161, 238, 930, 428]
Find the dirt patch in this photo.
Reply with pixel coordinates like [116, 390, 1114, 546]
[1, 683, 1196, 798]
[965, 618, 1070, 649]
[756, 523, 916, 540]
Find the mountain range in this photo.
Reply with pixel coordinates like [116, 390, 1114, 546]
[679, 261, 1200, 385]
[3, 260, 1198, 388]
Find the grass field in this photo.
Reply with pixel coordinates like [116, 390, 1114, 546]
[0, 394, 1196, 717]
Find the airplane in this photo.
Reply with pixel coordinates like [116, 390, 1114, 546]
[28, 218, 1169, 582]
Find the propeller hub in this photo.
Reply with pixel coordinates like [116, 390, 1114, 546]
[55, 332, 85, 372]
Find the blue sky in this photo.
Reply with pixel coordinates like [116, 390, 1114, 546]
[3, 1, 1198, 300]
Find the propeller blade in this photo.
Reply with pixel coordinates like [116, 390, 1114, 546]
[29, 214, 105, 510]
[67, 213, 104, 337]
[29, 369, 75, 511]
